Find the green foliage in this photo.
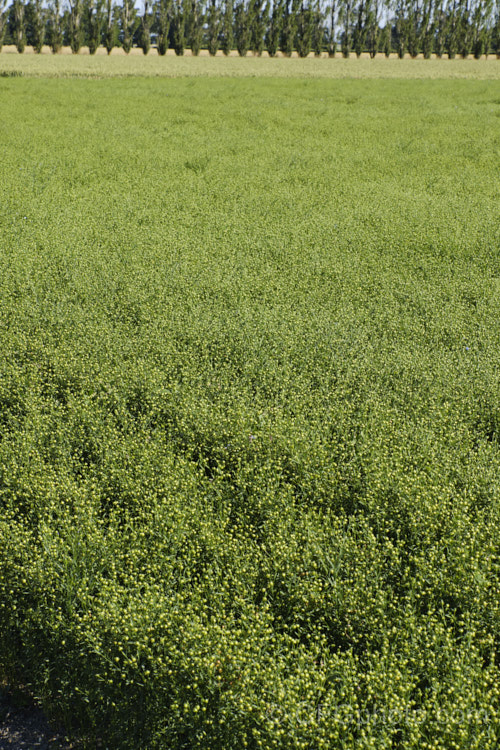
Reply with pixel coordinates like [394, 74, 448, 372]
[340, 0, 352, 56]
[380, 21, 391, 54]
[249, 0, 268, 54]
[104, 0, 118, 54]
[12, 0, 25, 53]
[234, 0, 251, 54]
[280, 0, 298, 54]
[139, 0, 152, 54]
[265, 0, 283, 55]
[156, 0, 172, 54]
[395, 0, 406, 56]
[220, 0, 234, 53]
[120, 0, 137, 53]
[2, 72, 500, 750]
[30, 0, 46, 53]
[434, 5, 447, 56]
[310, 0, 323, 54]
[364, 0, 380, 56]
[0, 0, 6, 52]
[85, 0, 104, 54]
[48, 0, 63, 52]
[0, 0, 498, 61]
[445, 3, 459, 56]
[172, 0, 185, 54]
[207, 0, 221, 55]
[458, 1, 472, 55]
[295, 0, 313, 56]
[493, 9, 500, 54]
[470, 0, 493, 57]
[68, 0, 83, 52]
[421, 24, 434, 57]
[405, 0, 420, 56]
[326, 0, 338, 55]
[186, 0, 204, 55]
[353, 0, 367, 55]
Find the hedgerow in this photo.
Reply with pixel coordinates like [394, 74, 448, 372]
[3, 0, 500, 58]
[0, 77, 500, 748]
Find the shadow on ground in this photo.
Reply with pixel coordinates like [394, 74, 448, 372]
[0, 684, 76, 750]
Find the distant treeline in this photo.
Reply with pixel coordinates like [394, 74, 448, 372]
[0, 0, 499, 58]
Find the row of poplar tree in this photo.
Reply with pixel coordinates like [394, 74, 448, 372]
[1, 0, 499, 58]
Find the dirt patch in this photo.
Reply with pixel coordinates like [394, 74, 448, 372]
[0, 686, 76, 750]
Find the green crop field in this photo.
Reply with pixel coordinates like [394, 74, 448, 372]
[1, 66, 500, 749]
